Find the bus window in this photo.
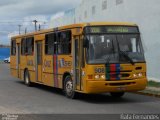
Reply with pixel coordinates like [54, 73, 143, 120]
[131, 38, 136, 52]
[11, 40, 16, 56]
[45, 33, 55, 55]
[57, 31, 71, 55]
[21, 38, 26, 55]
[21, 37, 34, 55]
[26, 37, 34, 55]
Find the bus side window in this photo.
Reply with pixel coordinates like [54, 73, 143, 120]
[21, 38, 26, 55]
[57, 32, 62, 54]
[26, 37, 34, 55]
[45, 33, 55, 55]
[11, 40, 16, 56]
[57, 30, 71, 55]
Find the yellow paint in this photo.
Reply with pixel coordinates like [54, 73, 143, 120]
[10, 22, 147, 94]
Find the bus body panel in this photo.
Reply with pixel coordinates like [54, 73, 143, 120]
[56, 55, 73, 89]
[10, 22, 147, 95]
[86, 78, 147, 93]
[10, 56, 18, 78]
[20, 55, 27, 80]
[42, 55, 54, 87]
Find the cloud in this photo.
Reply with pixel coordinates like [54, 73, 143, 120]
[0, 0, 19, 6]
[8, 15, 49, 38]
[0, 0, 82, 45]
[51, 12, 65, 20]
[0, 0, 81, 19]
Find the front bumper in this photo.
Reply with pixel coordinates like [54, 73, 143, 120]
[85, 78, 147, 93]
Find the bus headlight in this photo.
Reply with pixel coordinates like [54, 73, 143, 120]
[133, 74, 137, 78]
[95, 75, 100, 79]
[138, 73, 143, 77]
[133, 73, 143, 78]
[101, 75, 105, 79]
[94, 75, 105, 79]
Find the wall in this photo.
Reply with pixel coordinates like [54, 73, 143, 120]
[50, 0, 160, 81]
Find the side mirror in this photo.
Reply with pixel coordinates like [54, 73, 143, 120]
[83, 37, 89, 48]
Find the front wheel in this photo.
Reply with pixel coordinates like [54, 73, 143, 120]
[110, 92, 125, 98]
[64, 76, 77, 99]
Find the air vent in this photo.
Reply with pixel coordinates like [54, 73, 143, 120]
[121, 73, 130, 77]
[135, 67, 142, 70]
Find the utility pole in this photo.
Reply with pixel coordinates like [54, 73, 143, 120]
[25, 28, 27, 34]
[33, 20, 38, 31]
[38, 24, 41, 31]
[18, 25, 22, 35]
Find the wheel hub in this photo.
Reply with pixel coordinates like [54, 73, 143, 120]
[25, 75, 29, 84]
[66, 81, 73, 96]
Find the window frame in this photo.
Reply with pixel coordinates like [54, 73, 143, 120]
[84, 10, 87, 18]
[92, 6, 96, 15]
[102, 0, 107, 10]
[116, 0, 123, 5]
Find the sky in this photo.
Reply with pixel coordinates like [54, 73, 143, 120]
[0, 0, 82, 45]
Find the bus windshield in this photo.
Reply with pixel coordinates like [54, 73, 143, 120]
[86, 34, 145, 64]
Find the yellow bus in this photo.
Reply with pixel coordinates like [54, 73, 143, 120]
[10, 22, 147, 98]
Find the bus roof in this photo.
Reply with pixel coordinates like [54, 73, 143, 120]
[11, 22, 137, 39]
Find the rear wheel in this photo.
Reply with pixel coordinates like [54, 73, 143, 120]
[24, 70, 32, 87]
[110, 92, 125, 98]
[64, 76, 77, 99]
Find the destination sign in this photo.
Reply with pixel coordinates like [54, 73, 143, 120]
[85, 26, 139, 33]
[107, 27, 129, 33]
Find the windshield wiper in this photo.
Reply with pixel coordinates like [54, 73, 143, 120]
[119, 51, 135, 65]
[116, 35, 135, 65]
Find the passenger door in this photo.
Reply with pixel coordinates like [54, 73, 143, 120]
[35, 41, 43, 82]
[16, 43, 20, 78]
[73, 36, 83, 91]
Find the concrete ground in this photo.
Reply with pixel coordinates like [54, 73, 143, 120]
[0, 64, 160, 116]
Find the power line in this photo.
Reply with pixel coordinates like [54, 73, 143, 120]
[0, 20, 49, 36]
[0, 24, 48, 27]
[0, 20, 48, 23]
[0, 21, 32, 23]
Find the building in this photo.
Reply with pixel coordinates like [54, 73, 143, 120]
[50, 9, 75, 28]
[50, 0, 160, 81]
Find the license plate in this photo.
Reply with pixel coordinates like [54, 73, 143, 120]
[117, 86, 126, 91]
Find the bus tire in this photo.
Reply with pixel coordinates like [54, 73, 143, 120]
[110, 92, 125, 98]
[64, 76, 77, 99]
[24, 70, 32, 87]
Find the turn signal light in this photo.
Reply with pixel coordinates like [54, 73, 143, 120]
[88, 75, 93, 79]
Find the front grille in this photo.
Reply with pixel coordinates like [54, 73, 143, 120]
[121, 73, 130, 77]
[106, 72, 132, 81]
